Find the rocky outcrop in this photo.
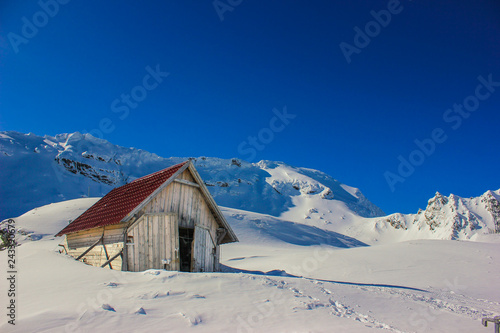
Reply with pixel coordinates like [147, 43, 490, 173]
[377, 190, 500, 240]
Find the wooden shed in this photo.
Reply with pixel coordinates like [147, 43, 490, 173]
[56, 161, 238, 272]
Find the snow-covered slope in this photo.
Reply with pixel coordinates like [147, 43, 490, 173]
[0, 131, 384, 221]
[2, 199, 500, 332]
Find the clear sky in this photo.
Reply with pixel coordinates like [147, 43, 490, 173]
[1, 0, 499, 214]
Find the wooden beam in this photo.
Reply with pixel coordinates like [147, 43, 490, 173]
[216, 228, 227, 245]
[126, 215, 145, 234]
[101, 248, 123, 268]
[76, 234, 103, 260]
[58, 244, 68, 254]
[102, 243, 112, 269]
[174, 178, 200, 188]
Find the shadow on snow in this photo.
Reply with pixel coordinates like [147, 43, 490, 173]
[221, 265, 428, 292]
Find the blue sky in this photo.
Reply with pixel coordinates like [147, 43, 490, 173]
[1, 0, 499, 214]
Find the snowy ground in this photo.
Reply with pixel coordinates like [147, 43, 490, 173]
[1, 199, 499, 332]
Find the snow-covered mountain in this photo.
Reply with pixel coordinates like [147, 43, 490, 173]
[2, 131, 499, 244]
[0, 131, 384, 222]
[372, 190, 500, 241]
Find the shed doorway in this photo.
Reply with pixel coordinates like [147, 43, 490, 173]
[179, 227, 194, 272]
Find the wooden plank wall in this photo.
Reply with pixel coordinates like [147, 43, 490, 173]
[126, 214, 179, 272]
[141, 169, 219, 272]
[65, 224, 125, 270]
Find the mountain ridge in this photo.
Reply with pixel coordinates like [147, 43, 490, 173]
[373, 189, 500, 241]
[2, 130, 499, 243]
[0, 131, 384, 221]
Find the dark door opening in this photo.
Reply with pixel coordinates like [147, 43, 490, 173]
[179, 227, 194, 272]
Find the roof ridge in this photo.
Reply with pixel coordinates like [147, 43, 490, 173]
[130, 161, 188, 183]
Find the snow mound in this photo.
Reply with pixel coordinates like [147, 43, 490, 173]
[1, 198, 99, 246]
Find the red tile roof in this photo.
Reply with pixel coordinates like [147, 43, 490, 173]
[56, 161, 188, 236]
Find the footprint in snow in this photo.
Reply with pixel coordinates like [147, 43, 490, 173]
[102, 304, 115, 312]
[179, 313, 202, 326]
[135, 307, 146, 315]
[139, 290, 185, 299]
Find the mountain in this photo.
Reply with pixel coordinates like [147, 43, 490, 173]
[2, 130, 498, 244]
[0, 131, 384, 222]
[372, 190, 500, 241]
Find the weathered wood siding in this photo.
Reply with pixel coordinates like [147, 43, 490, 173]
[65, 224, 125, 270]
[193, 225, 216, 272]
[126, 213, 179, 272]
[140, 169, 219, 272]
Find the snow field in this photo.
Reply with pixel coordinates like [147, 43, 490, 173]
[1, 199, 499, 332]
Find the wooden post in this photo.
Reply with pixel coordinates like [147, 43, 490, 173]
[482, 316, 500, 333]
[122, 230, 128, 271]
